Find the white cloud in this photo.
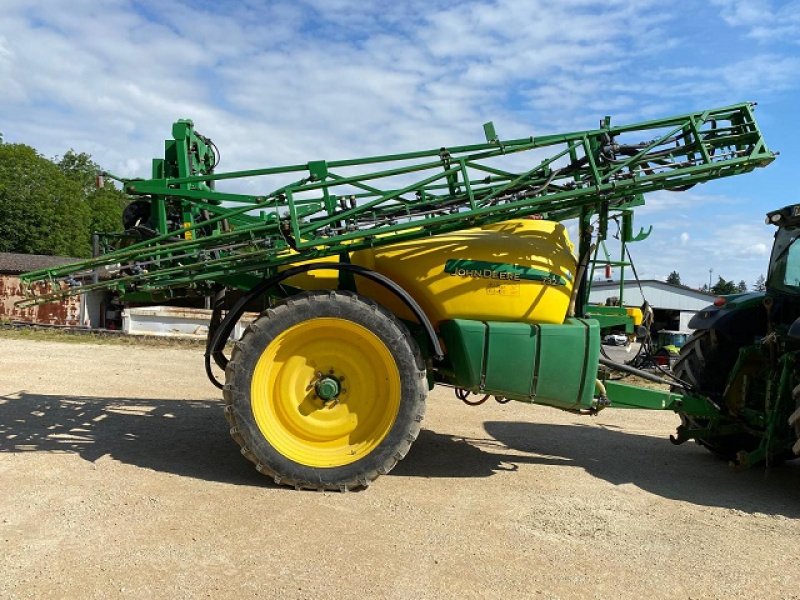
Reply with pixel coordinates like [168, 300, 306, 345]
[0, 0, 796, 291]
[744, 242, 768, 257]
[2, 0, 796, 176]
[712, 0, 800, 42]
[621, 207, 775, 289]
[712, 0, 773, 27]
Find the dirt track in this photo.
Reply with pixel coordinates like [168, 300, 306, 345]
[1, 337, 799, 599]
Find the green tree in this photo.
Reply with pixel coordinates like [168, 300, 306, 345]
[0, 144, 91, 257]
[736, 280, 747, 293]
[57, 150, 98, 195]
[0, 146, 127, 258]
[754, 274, 766, 291]
[58, 150, 128, 238]
[710, 275, 737, 295]
[666, 270, 681, 285]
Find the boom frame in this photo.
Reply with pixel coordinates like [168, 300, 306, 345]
[20, 102, 774, 305]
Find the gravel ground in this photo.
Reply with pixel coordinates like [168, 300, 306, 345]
[1, 337, 799, 600]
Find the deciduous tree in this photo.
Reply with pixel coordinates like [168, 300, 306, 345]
[58, 150, 129, 241]
[0, 144, 90, 257]
[0, 145, 128, 258]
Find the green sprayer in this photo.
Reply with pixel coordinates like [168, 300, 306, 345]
[21, 103, 796, 490]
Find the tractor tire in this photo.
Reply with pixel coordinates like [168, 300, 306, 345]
[672, 329, 760, 460]
[790, 385, 800, 457]
[223, 290, 427, 491]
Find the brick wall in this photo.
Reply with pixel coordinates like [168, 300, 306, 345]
[0, 274, 82, 326]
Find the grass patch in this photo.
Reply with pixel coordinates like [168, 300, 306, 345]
[0, 324, 206, 348]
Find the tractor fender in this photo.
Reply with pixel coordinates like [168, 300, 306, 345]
[788, 316, 800, 340]
[688, 292, 767, 338]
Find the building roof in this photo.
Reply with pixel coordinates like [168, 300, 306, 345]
[0, 252, 79, 275]
[588, 279, 715, 312]
[591, 278, 714, 298]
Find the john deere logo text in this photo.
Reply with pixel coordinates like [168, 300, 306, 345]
[443, 259, 568, 286]
[450, 267, 521, 281]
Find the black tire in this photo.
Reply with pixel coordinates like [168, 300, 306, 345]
[672, 329, 760, 459]
[791, 385, 800, 457]
[223, 291, 427, 491]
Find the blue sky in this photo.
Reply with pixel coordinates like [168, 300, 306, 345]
[1, 0, 799, 289]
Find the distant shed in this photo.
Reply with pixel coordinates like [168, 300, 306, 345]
[588, 279, 715, 332]
[0, 252, 83, 326]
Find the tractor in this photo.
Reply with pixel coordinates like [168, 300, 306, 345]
[672, 204, 800, 464]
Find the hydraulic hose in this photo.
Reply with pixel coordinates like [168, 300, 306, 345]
[598, 356, 689, 389]
[568, 243, 596, 318]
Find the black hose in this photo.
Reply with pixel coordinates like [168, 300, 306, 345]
[204, 288, 227, 389]
[599, 356, 689, 389]
[209, 138, 221, 169]
[204, 352, 224, 390]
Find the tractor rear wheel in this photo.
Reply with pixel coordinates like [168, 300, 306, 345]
[223, 291, 427, 490]
[790, 385, 800, 457]
[672, 329, 760, 460]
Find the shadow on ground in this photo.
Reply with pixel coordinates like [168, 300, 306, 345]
[398, 422, 800, 516]
[2, 391, 798, 514]
[0, 391, 263, 486]
[478, 420, 800, 517]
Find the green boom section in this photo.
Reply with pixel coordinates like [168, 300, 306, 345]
[19, 103, 773, 304]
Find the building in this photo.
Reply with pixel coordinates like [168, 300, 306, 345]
[588, 279, 715, 332]
[0, 252, 86, 325]
[0, 252, 250, 337]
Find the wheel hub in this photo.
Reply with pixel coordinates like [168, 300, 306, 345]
[315, 375, 341, 402]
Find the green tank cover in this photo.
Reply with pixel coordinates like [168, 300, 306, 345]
[439, 318, 600, 410]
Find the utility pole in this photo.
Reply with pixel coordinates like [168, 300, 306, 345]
[708, 268, 713, 290]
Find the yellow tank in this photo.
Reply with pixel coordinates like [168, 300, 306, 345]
[285, 219, 576, 326]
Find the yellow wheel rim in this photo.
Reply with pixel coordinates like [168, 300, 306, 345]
[251, 317, 401, 468]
